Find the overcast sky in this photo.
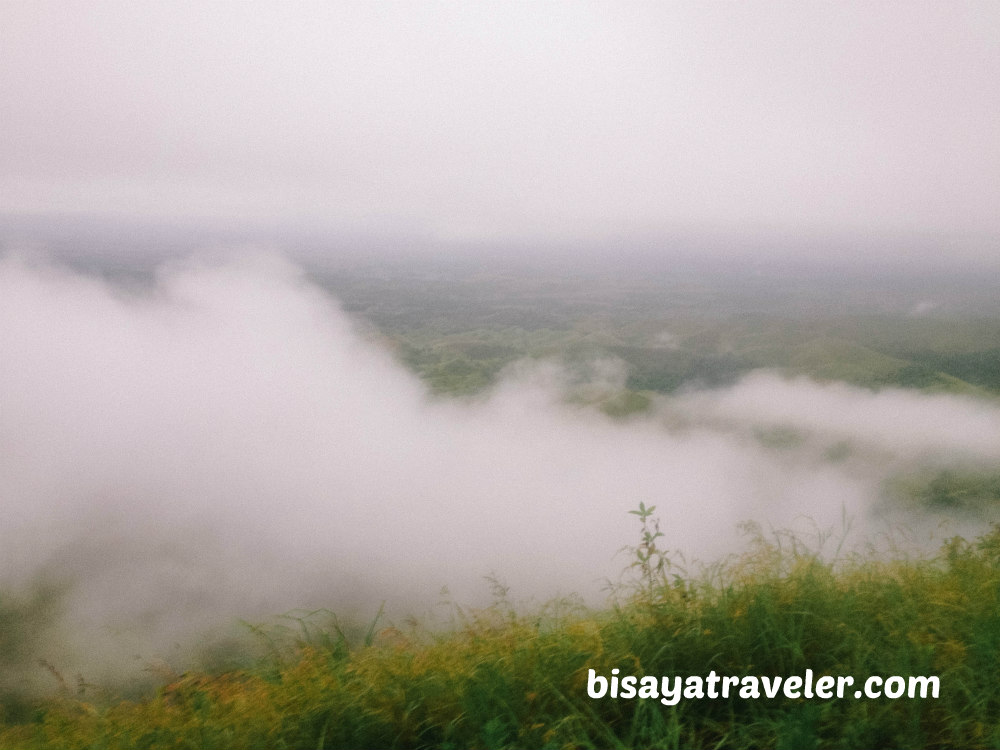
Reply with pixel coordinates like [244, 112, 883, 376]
[2, 2, 999, 253]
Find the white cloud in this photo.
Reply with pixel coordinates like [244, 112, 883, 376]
[2, 252, 999, 681]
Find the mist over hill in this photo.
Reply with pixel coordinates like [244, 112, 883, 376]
[1, 244, 999, 687]
[3, 4, 1000, 743]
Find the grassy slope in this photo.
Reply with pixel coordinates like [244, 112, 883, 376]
[4, 524, 1000, 749]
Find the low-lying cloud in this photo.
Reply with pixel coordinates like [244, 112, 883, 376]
[2, 251, 999, 684]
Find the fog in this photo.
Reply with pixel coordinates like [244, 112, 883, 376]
[2, 2, 999, 256]
[2, 251, 999, 683]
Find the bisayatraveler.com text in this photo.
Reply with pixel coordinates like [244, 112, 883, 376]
[586, 668, 939, 706]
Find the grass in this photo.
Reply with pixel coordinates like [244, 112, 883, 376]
[3, 516, 1000, 749]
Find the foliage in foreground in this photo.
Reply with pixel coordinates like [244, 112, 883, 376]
[4, 521, 1000, 749]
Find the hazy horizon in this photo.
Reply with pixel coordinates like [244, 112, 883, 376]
[2, 2, 999, 265]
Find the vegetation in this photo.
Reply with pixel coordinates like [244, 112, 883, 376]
[4, 252, 995, 746]
[890, 469, 1000, 511]
[4, 512, 1000, 749]
[312, 262, 1000, 401]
